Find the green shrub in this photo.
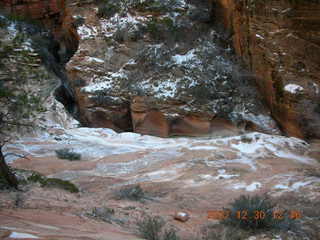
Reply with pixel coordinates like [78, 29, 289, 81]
[199, 224, 222, 240]
[0, 170, 11, 190]
[88, 206, 115, 223]
[42, 178, 79, 193]
[133, 0, 185, 13]
[146, 17, 162, 40]
[136, 215, 180, 240]
[240, 135, 253, 143]
[304, 168, 320, 178]
[27, 172, 79, 193]
[314, 103, 320, 114]
[97, 0, 120, 18]
[162, 228, 180, 240]
[145, 16, 180, 41]
[221, 195, 277, 231]
[55, 148, 81, 161]
[114, 184, 145, 201]
[137, 215, 165, 240]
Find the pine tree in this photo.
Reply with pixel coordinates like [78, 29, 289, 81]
[0, 17, 48, 189]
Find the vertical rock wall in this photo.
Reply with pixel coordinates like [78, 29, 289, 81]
[212, 0, 320, 139]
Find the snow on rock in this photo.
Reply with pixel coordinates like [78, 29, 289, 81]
[77, 24, 99, 40]
[232, 182, 262, 192]
[234, 112, 281, 135]
[81, 78, 113, 93]
[215, 169, 239, 180]
[6, 127, 319, 187]
[255, 34, 264, 40]
[273, 179, 320, 192]
[312, 82, 319, 94]
[8, 130, 314, 165]
[67, 4, 280, 134]
[9, 232, 39, 239]
[284, 84, 304, 94]
[172, 49, 197, 64]
[147, 77, 179, 98]
[100, 13, 147, 38]
[86, 57, 105, 63]
[6, 22, 18, 40]
[246, 182, 262, 191]
[227, 132, 314, 165]
[39, 96, 79, 130]
[0, 15, 79, 140]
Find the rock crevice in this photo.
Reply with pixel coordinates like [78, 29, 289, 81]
[2, 0, 81, 120]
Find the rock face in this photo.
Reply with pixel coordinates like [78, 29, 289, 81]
[67, 0, 280, 137]
[212, 0, 320, 139]
[1, 0, 79, 63]
[2, 0, 64, 18]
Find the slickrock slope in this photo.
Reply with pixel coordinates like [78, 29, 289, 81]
[1, 128, 320, 239]
[66, 0, 280, 137]
[213, 0, 320, 139]
[1, 1, 320, 240]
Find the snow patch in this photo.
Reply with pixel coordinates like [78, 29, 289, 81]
[9, 232, 39, 239]
[291, 180, 313, 190]
[86, 57, 105, 63]
[312, 83, 319, 94]
[273, 178, 320, 192]
[81, 78, 113, 93]
[172, 49, 196, 64]
[255, 34, 264, 40]
[284, 84, 303, 94]
[215, 169, 239, 180]
[77, 25, 98, 40]
[232, 182, 262, 191]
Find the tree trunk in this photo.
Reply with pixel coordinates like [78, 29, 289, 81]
[0, 146, 18, 189]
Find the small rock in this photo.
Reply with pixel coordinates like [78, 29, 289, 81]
[174, 212, 190, 222]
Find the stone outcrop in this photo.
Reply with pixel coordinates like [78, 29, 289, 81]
[130, 96, 239, 137]
[212, 0, 320, 139]
[66, 0, 280, 137]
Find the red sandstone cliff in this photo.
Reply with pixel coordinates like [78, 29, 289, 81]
[2, 0, 319, 139]
[212, 0, 320, 139]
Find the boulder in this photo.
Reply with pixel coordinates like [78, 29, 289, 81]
[174, 212, 190, 222]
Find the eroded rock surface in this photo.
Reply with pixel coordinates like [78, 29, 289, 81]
[1, 128, 320, 239]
